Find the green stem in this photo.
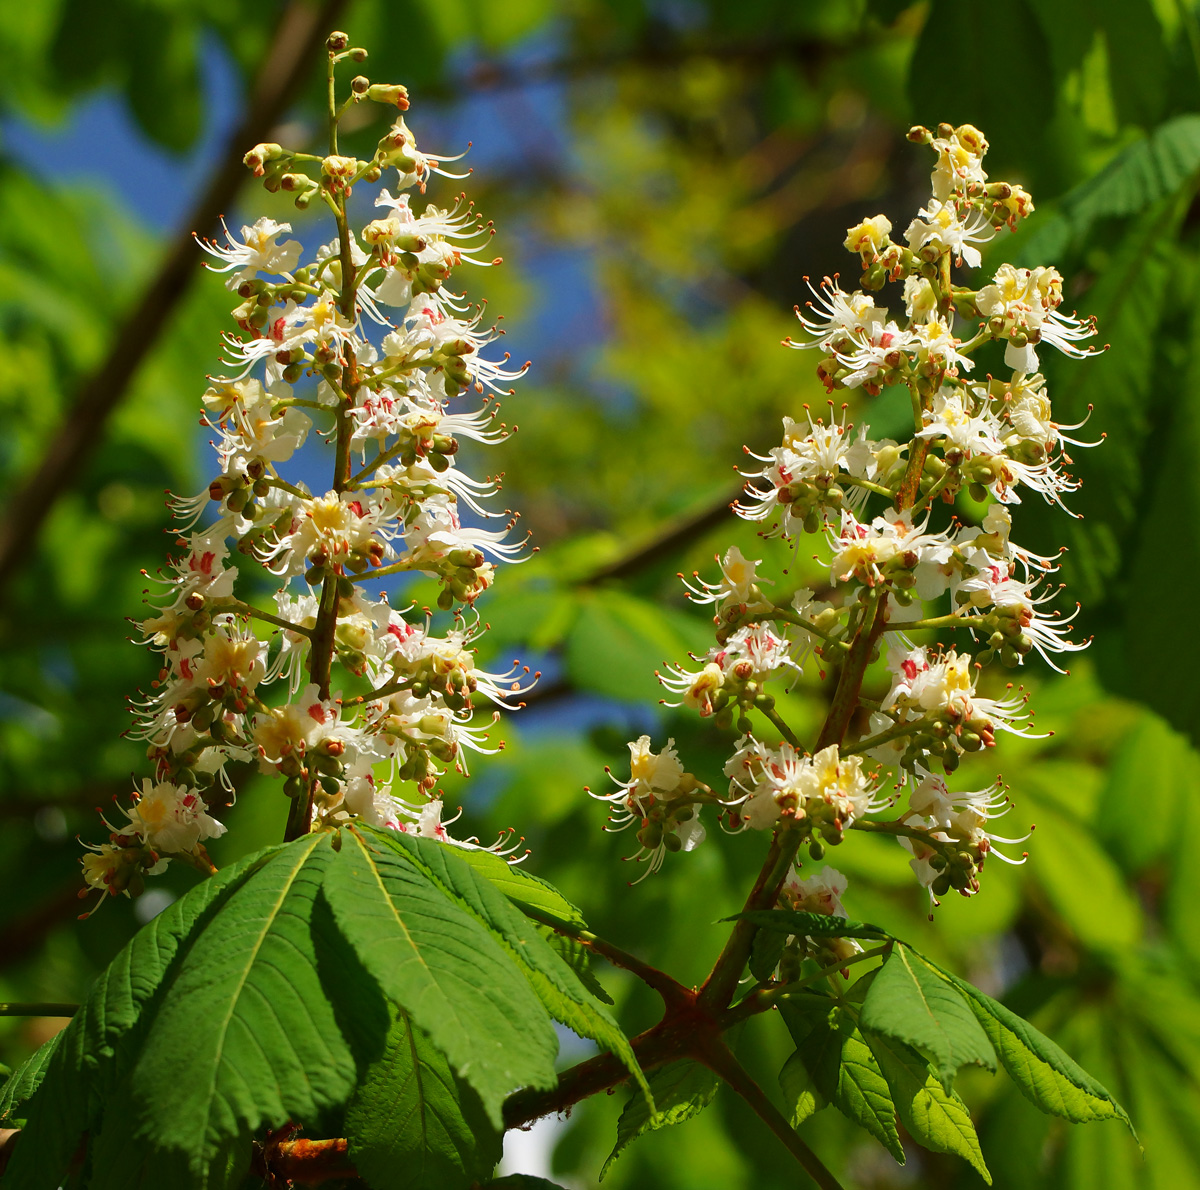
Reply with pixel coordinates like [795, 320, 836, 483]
[909, 463, 957, 514]
[841, 474, 896, 500]
[841, 718, 919, 757]
[222, 599, 313, 637]
[763, 706, 803, 749]
[882, 613, 969, 632]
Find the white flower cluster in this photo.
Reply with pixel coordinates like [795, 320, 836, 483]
[83, 63, 530, 905]
[598, 124, 1094, 912]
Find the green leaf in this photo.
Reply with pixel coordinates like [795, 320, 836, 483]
[0, 1032, 62, 1122]
[453, 849, 614, 1003]
[780, 1001, 904, 1161]
[908, 0, 1052, 170]
[323, 829, 559, 1129]
[917, 957, 1135, 1134]
[859, 947, 995, 1092]
[866, 1032, 992, 1184]
[453, 848, 587, 927]
[480, 1177, 572, 1189]
[730, 909, 891, 941]
[345, 1003, 502, 1190]
[533, 922, 614, 1006]
[1062, 115, 1200, 232]
[127, 835, 358, 1184]
[836, 1027, 907, 1164]
[1027, 804, 1142, 953]
[601, 1060, 720, 1179]
[366, 830, 649, 1109]
[565, 587, 702, 702]
[749, 923, 786, 983]
[778, 1050, 827, 1126]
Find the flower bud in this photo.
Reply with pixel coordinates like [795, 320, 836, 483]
[367, 83, 410, 108]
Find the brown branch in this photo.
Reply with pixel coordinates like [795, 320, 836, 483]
[0, 0, 348, 600]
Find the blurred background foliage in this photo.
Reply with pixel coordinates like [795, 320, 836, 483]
[2, 0, 1200, 1187]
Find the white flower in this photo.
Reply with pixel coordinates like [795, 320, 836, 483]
[976, 264, 1097, 372]
[681, 546, 774, 618]
[905, 198, 995, 268]
[122, 779, 227, 853]
[198, 216, 302, 288]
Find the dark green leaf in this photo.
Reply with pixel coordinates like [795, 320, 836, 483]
[3, 845, 279, 1190]
[323, 829, 559, 1129]
[908, 0, 1052, 169]
[601, 1060, 720, 1179]
[366, 830, 648, 1108]
[0, 1032, 61, 1123]
[749, 924, 786, 984]
[866, 1032, 992, 1184]
[730, 909, 891, 941]
[859, 947, 995, 1092]
[345, 1004, 501, 1190]
[127, 836, 357, 1184]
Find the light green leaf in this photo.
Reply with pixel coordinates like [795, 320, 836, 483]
[836, 1028, 906, 1164]
[918, 957, 1134, 1134]
[601, 1060, 720, 1179]
[345, 1003, 502, 1190]
[453, 848, 587, 927]
[480, 1177, 572, 1189]
[859, 947, 995, 1092]
[778, 1050, 826, 1127]
[1028, 805, 1142, 953]
[866, 1032, 992, 1184]
[323, 829, 559, 1129]
[565, 587, 702, 702]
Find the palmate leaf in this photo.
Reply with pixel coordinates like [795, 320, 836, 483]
[3, 825, 644, 1190]
[345, 1003, 502, 1190]
[0, 844, 283, 1190]
[859, 947, 996, 1092]
[865, 1032, 992, 1184]
[321, 829, 560, 1129]
[601, 1059, 720, 1179]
